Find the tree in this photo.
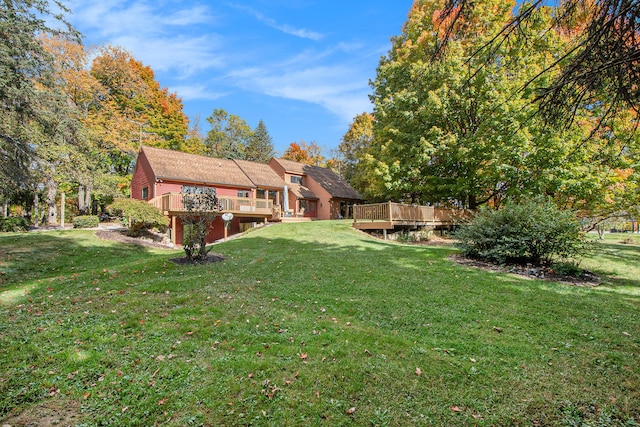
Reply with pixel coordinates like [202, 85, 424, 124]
[435, 0, 640, 128]
[245, 119, 275, 163]
[107, 198, 169, 236]
[282, 140, 325, 166]
[0, 0, 78, 192]
[179, 187, 221, 262]
[367, 0, 565, 207]
[339, 113, 375, 190]
[205, 109, 252, 159]
[90, 45, 189, 170]
[182, 114, 208, 155]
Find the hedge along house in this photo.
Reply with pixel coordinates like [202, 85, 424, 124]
[131, 146, 364, 244]
[268, 158, 363, 220]
[132, 146, 284, 244]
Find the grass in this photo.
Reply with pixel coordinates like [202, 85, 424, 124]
[0, 221, 638, 426]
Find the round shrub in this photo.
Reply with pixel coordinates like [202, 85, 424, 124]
[0, 217, 30, 232]
[72, 215, 100, 229]
[455, 199, 588, 265]
[107, 198, 169, 236]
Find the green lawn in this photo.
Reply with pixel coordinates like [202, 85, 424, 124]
[1, 221, 638, 426]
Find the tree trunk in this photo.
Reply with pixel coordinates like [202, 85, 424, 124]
[45, 178, 58, 225]
[85, 184, 92, 214]
[33, 192, 39, 227]
[78, 185, 86, 215]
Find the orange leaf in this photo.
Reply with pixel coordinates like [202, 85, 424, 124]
[158, 398, 167, 405]
[451, 406, 463, 412]
[346, 407, 356, 415]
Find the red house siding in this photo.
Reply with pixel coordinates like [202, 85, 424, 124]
[131, 153, 155, 201]
[174, 216, 241, 245]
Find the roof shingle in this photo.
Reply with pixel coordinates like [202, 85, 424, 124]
[303, 165, 363, 200]
[233, 159, 285, 189]
[141, 146, 254, 188]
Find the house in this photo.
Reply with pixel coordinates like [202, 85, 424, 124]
[268, 158, 362, 220]
[131, 146, 363, 244]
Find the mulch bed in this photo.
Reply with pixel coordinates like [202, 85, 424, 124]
[94, 228, 224, 265]
[450, 254, 601, 287]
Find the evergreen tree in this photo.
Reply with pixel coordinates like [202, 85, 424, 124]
[0, 0, 78, 190]
[245, 119, 275, 163]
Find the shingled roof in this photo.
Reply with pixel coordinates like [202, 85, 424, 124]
[141, 146, 254, 188]
[303, 165, 363, 200]
[272, 158, 307, 175]
[233, 159, 285, 189]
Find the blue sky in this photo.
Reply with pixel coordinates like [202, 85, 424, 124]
[65, 1, 415, 155]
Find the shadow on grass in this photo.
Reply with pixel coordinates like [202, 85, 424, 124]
[0, 230, 176, 305]
[586, 242, 640, 291]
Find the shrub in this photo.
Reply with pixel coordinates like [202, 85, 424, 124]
[107, 198, 169, 237]
[0, 217, 30, 232]
[455, 199, 588, 265]
[72, 215, 99, 229]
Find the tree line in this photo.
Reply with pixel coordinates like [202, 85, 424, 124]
[0, 0, 285, 225]
[337, 0, 639, 229]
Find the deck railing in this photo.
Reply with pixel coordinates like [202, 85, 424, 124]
[353, 202, 467, 229]
[149, 192, 274, 216]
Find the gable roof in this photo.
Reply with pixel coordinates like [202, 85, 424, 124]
[233, 159, 285, 189]
[140, 146, 254, 188]
[303, 165, 363, 200]
[271, 157, 363, 200]
[288, 183, 318, 199]
[272, 158, 307, 175]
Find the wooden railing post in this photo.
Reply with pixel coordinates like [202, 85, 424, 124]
[388, 201, 393, 223]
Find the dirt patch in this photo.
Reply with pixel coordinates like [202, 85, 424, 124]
[451, 254, 601, 287]
[169, 253, 225, 265]
[95, 228, 175, 250]
[1, 399, 83, 426]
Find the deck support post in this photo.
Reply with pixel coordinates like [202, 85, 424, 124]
[383, 229, 387, 240]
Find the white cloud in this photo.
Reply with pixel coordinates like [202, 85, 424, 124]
[169, 84, 229, 102]
[109, 34, 224, 77]
[230, 65, 372, 122]
[69, 1, 224, 78]
[228, 4, 324, 41]
[70, 1, 216, 38]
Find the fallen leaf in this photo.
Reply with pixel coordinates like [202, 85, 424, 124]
[415, 367, 422, 376]
[158, 398, 167, 405]
[346, 407, 356, 415]
[493, 326, 503, 333]
[451, 406, 463, 412]
[300, 353, 308, 360]
[470, 358, 477, 363]
[122, 406, 129, 413]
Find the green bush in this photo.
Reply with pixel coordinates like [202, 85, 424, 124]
[107, 198, 169, 236]
[0, 217, 30, 232]
[72, 215, 100, 229]
[455, 199, 588, 265]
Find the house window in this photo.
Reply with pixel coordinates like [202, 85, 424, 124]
[142, 187, 149, 199]
[238, 190, 250, 198]
[290, 175, 303, 184]
[256, 189, 266, 199]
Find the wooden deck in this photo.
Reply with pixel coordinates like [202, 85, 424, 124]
[353, 202, 466, 230]
[149, 192, 277, 218]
